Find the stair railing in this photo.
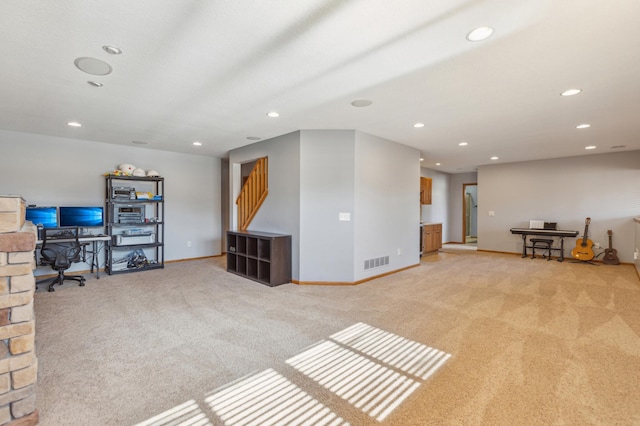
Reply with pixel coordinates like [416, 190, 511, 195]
[236, 157, 268, 231]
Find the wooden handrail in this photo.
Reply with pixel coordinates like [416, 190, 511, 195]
[236, 157, 268, 231]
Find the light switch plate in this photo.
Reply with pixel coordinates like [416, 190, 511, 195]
[339, 212, 351, 221]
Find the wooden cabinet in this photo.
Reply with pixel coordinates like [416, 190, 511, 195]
[420, 177, 432, 205]
[227, 230, 291, 286]
[423, 223, 442, 253]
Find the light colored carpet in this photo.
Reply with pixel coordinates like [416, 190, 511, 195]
[34, 252, 640, 425]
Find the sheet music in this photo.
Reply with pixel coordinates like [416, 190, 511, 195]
[529, 220, 544, 229]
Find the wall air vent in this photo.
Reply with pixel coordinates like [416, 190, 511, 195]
[364, 256, 389, 270]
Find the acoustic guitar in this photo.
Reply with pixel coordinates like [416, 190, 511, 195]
[602, 230, 620, 265]
[571, 217, 595, 261]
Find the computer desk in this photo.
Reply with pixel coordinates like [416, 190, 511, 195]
[36, 235, 111, 278]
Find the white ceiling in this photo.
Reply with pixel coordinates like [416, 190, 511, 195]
[1, 0, 639, 173]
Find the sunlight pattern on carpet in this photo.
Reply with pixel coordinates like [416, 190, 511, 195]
[137, 323, 450, 425]
[134, 399, 212, 426]
[205, 369, 349, 426]
[287, 341, 420, 421]
[330, 322, 452, 380]
[286, 323, 451, 421]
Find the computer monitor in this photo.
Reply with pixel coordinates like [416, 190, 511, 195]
[25, 206, 58, 228]
[59, 206, 104, 227]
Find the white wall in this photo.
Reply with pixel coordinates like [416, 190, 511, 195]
[478, 151, 640, 262]
[0, 129, 222, 273]
[354, 131, 420, 282]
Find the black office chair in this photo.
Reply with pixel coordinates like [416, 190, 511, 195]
[38, 227, 86, 292]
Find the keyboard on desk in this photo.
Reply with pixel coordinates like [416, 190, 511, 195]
[46, 230, 78, 240]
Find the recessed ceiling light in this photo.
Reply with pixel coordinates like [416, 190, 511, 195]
[267, 111, 280, 118]
[350, 99, 373, 107]
[103, 45, 122, 55]
[74, 57, 112, 76]
[490, 156, 499, 160]
[193, 141, 202, 146]
[585, 145, 597, 150]
[132, 140, 148, 145]
[576, 123, 591, 129]
[561, 89, 582, 96]
[87, 81, 103, 87]
[419, 158, 424, 161]
[413, 123, 425, 128]
[436, 163, 441, 166]
[67, 121, 82, 127]
[247, 136, 261, 141]
[466, 26, 494, 42]
[458, 142, 468, 146]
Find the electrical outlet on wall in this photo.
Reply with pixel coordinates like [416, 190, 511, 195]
[593, 242, 600, 249]
[338, 212, 351, 221]
[187, 241, 192, 247]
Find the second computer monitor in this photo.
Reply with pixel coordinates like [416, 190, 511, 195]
[59, 206, 104, 227]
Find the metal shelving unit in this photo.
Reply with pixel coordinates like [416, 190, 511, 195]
[105, 175, 164, 275]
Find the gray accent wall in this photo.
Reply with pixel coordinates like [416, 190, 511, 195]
[478, 151, 640, 263]
[228, 131, 302, 277]
[299, 130, 355, 282]
[0, 129, 222, 269]
[354, 132, 420, 282]
[228, 129, 420, 283]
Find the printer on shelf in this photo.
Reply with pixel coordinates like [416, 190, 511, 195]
[113, 205, 145, 224]
[114, 232, 155, 246]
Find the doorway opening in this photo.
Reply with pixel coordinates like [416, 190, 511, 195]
[462, 183, 477, 245]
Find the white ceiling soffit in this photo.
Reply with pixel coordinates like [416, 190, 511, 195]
[0, 0, 639, 173]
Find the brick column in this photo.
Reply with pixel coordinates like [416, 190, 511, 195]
[0, 197, 38, 425]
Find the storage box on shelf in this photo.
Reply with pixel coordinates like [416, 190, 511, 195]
[105, 175, 164, 274]
[226, 230, 291, 286]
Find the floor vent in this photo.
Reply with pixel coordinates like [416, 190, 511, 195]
[364, 256, 389, 270]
